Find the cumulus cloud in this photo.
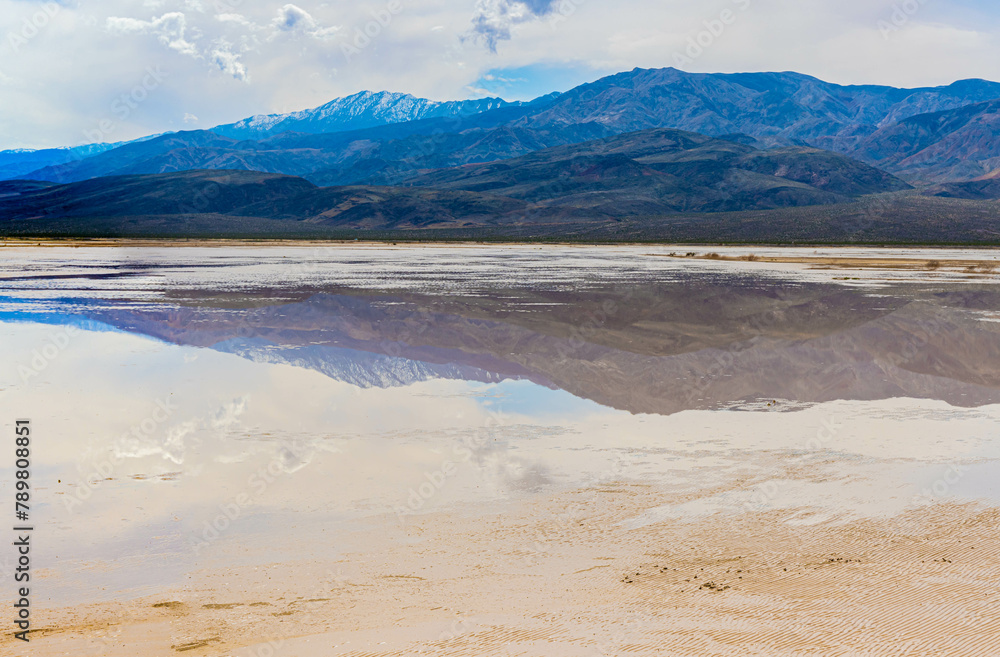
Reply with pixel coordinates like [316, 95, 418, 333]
[470, 0, 556, 52]
[106, 11, 255, 82]
[5, 0, 1000, 151]
[212, 44, 249, 83]
[106, 12, 199, 57]
[273, 3, 316, 31]
[271, 3, 339, 40]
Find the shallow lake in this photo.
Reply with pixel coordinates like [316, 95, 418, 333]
[2, 244, 999, 655]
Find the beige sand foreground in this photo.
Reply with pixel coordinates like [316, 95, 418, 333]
[11, 484, 999, 657]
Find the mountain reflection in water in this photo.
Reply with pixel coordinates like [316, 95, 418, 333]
[65, 273, 1000, 415]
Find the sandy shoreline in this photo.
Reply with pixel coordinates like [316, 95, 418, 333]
[10, 483, 999, 656]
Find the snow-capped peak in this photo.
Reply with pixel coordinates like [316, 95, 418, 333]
[211, 90, 519, 140]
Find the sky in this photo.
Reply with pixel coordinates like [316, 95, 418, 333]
[1, 0, 999, 149]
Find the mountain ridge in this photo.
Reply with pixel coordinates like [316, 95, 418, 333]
[2, 128, 961, 244]
[7, 67, 1000, 196]
[210, 90, 527, 140]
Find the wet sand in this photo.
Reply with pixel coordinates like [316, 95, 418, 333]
[14, 485, 999, 656]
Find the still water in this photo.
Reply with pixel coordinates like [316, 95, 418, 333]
[2, 244, 999, 608]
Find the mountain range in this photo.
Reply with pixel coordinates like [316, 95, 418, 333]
[3, 67, 1000, 241]
[0, 129, 913, 226]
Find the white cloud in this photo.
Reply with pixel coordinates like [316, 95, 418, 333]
[3, 0, 1000, 150]
[217, 13, 251, 26]
[270, 3, 339, 41]
[212, 44, 249, 83]
[469, 0, 556, 52]
[106, 12, 199, 58]
[106, 10, 255, 82]
[273, 4, 316, 32]
[310, 25, 339, 41]
[183, 112, 199, 123]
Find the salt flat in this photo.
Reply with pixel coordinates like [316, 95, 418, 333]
[1, 245, 998, 656]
